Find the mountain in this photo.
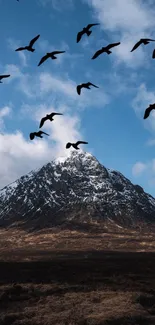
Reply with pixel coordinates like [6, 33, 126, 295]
[0, 150, 155, 230]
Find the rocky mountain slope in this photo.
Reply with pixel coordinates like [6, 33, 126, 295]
[0, 150, 155, 230]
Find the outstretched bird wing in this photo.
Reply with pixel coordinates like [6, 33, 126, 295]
[77, 85, 82, 95]
[76, 141, 88, 146]
[29, 132, 35, 140]
[87, 23, 100, 29]
[66, 142, 72, 149]
[29, 34, 40, 48]
[15, 47, 26, 51]
[152, 49, 155, 59]
[87, 82, 99, 88]
[145, 38, 155, 41]
[130, 40, 142, 52]
[40, 131, 49, 136]
[38, 54, 49, 66]
[50, 112, 63, 118]
[91, 48, 104, 59]
[52, 51, 66, 55]
[77, 30, 84, 43]
[0, 74, 10, 80]
[106, 42, 121, 49]
[39, 116, 48, 128]
[143, 105, 154, 119]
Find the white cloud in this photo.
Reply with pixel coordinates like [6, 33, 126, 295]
[0, 131, 52, 188]
[132, 161, 147, 176]
[0, 79, 83, 188]
[84, 0, 155, 67]
[46, 114, 82, 156]
[20, 102, 82, 150]
[87, 0, 155, 32]
[0, 109, 82, 188]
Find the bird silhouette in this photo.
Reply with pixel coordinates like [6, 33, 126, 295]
[66, 141, 88, 150]
[92, 42, 121, 59]
[131, 38, 155, 52]
[143, 104, 155, 119]
[15, 34, 40, 52]
[38, 51, 66, 66]
[77, 23, 100, 43]
[0, 75, 10, 83]
[76, 82, 99, 95]
[39, 112, 63, 128]
[29, 131, 49, 140]
[152, 49, 155, 59]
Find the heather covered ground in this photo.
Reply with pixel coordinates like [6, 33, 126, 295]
[0, 227, 155, 324]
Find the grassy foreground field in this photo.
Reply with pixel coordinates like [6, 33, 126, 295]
[0, 227, 155, 324]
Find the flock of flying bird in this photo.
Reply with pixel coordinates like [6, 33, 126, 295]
[2, 17, 155, 149]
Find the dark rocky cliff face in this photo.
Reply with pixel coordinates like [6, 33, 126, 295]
[0, 150, 155, 230]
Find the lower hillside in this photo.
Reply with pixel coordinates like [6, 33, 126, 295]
[0, 228, 155, 324]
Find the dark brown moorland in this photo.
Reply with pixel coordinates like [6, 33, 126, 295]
[1, 225, 155, 324]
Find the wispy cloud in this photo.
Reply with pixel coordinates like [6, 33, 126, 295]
[132, 83, 155, 132]
[37, 38, 84, 69]
[146, 138, 155, 146]
[132, 161, 147, 176]
[38, 72, 109, 109]
[0, 106, 12, 132]
[7, 38, 28, 68]
[3, 64, 23, 82]
[132, 159, 155, 193]
[39, 0, 74, 11]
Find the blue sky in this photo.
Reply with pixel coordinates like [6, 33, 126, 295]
[1, 0, 155, 197]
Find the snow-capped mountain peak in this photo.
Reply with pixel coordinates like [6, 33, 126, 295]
[0, 150, 155, 229]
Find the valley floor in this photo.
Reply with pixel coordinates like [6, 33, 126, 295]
[0, 227, 155, 324]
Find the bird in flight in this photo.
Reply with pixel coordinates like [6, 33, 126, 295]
[0, 75, 10, 83]
[131, 38, 155, 52]
[38, 51, 65, 66]
[76, 82, 99, 95]
[143, 103, 155, 119]
[39, 112, 63, 128]
[152, 49, 155, 59]
[15, 34, 40, 52]
[92, 42, 121, 59]
[66, 141, 88, 150]
[77, 23, 100, 43]
[29, 131, 49, 140]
